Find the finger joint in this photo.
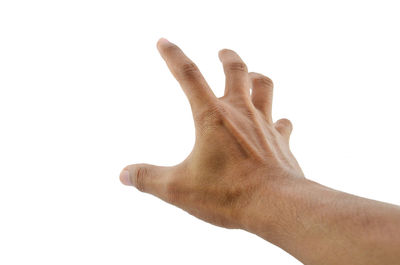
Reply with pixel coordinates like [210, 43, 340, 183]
[179, 62, 200, 79]
[134, 166, 148, 192]
[253, 75, 273, 88]
[226, 62, 248, 73]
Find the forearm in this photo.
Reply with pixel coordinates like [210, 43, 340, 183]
[242, 177, 400, 265]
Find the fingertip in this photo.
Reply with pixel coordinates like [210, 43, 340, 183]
[119, 169, 132, 186]
[218, 48, 231, 61]
[249, 72, 274, 87]
[158, 37, 170, 45]
[157, 37, 171, 50]
[277, 118, 292, 127]
[275, 118, 293, 137]
[248, 72, 259, 79]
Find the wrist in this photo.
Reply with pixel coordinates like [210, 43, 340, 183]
[239, 176, 319, 246]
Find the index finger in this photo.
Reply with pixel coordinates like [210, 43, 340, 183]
[157, 38, 216, 110]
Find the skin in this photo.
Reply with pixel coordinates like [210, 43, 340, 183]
[120, 38, 400, 265]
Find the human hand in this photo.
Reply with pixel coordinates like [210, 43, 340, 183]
[120, 38, 304, 229]
[120, 39, 400, 265]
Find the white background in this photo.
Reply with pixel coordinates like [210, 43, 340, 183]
[1, 0, 399, 264]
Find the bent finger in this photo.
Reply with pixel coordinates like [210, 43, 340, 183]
[249, 72, 274, 123]
[274, 118, 293, 141]
[157, 38, 216, 111]
[218, 49, 250, 98]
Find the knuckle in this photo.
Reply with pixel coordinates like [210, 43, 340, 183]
[179, 62, 200, 79]
[134, 165, 148, 192]
[252, 74, 273, 88]
[226, 61, 248, 72]
[194, 103, 227, 131]
[194, 104, 226, 136]
[244, 108, 257, 120]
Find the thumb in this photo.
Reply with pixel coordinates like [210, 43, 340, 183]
[120, 163, 171, 195]
[274, 118, 293, 141]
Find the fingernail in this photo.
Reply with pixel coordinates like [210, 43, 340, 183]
[119, 170, 131, 186]
[158, 37, 170, 45]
